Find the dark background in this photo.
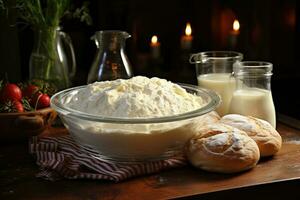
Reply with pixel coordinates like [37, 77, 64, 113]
[0, 0, 299, 119]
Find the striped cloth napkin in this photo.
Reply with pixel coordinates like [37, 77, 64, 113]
[29, 135, 187, 182]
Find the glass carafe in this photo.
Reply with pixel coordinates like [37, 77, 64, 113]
[29, 27, 76, 90]
[189, 51, 243, 116]
[87, 30, 133, 83]
[229, 61, 276, 127]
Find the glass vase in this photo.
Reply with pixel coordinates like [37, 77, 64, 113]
[29, 26, 76, 90]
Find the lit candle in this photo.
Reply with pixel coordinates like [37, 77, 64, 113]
[150, 35, 160, 59]
[181, 22, 193, 50]
[228, 19, 240, 49]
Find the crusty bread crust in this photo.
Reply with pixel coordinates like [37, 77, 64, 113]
[220, 114, 282, 157]
[186, 123, 260, 173]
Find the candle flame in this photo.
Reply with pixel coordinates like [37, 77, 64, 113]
[233, 19, 240, 31]
[151, 35, 158, 44]
[185, 23, 192, 36]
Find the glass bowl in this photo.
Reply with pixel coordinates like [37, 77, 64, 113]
[50, 83, 220, 163]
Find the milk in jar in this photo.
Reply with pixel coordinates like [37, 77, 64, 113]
[197, 73, 235, 116]
[229, 61, 276, 127]
[229, 88, 276, 127]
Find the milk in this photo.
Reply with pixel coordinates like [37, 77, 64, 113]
[197, 73, 235, 116]
[229, 88, 276, 127]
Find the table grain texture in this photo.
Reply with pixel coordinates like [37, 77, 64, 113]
[1, 123, 300, 200]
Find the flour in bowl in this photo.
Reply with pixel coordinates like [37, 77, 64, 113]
[65, 76, 205, 118]
[53, 76, 219, 161]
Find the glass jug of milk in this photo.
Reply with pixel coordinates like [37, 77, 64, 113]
[190, 51, 243, 116]
[229, 61, 276, 127]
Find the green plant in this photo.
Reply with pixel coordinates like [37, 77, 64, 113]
[16, 0, 91, 27]
[1, 0, 92, 89]
[16, 0, 70, 28]
[0, 0, 92, 27]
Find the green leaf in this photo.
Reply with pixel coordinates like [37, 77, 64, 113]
[5, 0, 92, 27]
[22, 98, 34, 111]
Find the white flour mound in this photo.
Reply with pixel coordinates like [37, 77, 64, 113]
[65, 76, 205, 118]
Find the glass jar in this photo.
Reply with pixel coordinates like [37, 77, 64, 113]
[229, 61, 276, 127]
[29, 26, 76, 90]
[189, 51, 243, 116]
[87, 30, 133, 83]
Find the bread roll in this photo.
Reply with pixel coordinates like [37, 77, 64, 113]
[185, 123, 260, 173]
[220, 114, 282, 157]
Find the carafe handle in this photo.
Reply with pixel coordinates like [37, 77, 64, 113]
[59, 32, 76, 79]
[189, 53, 201, 64]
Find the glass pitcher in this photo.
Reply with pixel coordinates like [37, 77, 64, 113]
[29, 26, 76, 90]
[87, 30, 133, 83]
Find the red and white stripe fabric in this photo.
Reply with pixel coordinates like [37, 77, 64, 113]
[29, 135, 187, 182]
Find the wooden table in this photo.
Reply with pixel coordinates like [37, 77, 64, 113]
[1, 122, 300, 200]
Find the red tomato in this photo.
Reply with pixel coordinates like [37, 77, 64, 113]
[0, 83, 22, 102]
[22, 84, 39, 99]
[33, 93, 50, 109]
[13, 101, 24, 112]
